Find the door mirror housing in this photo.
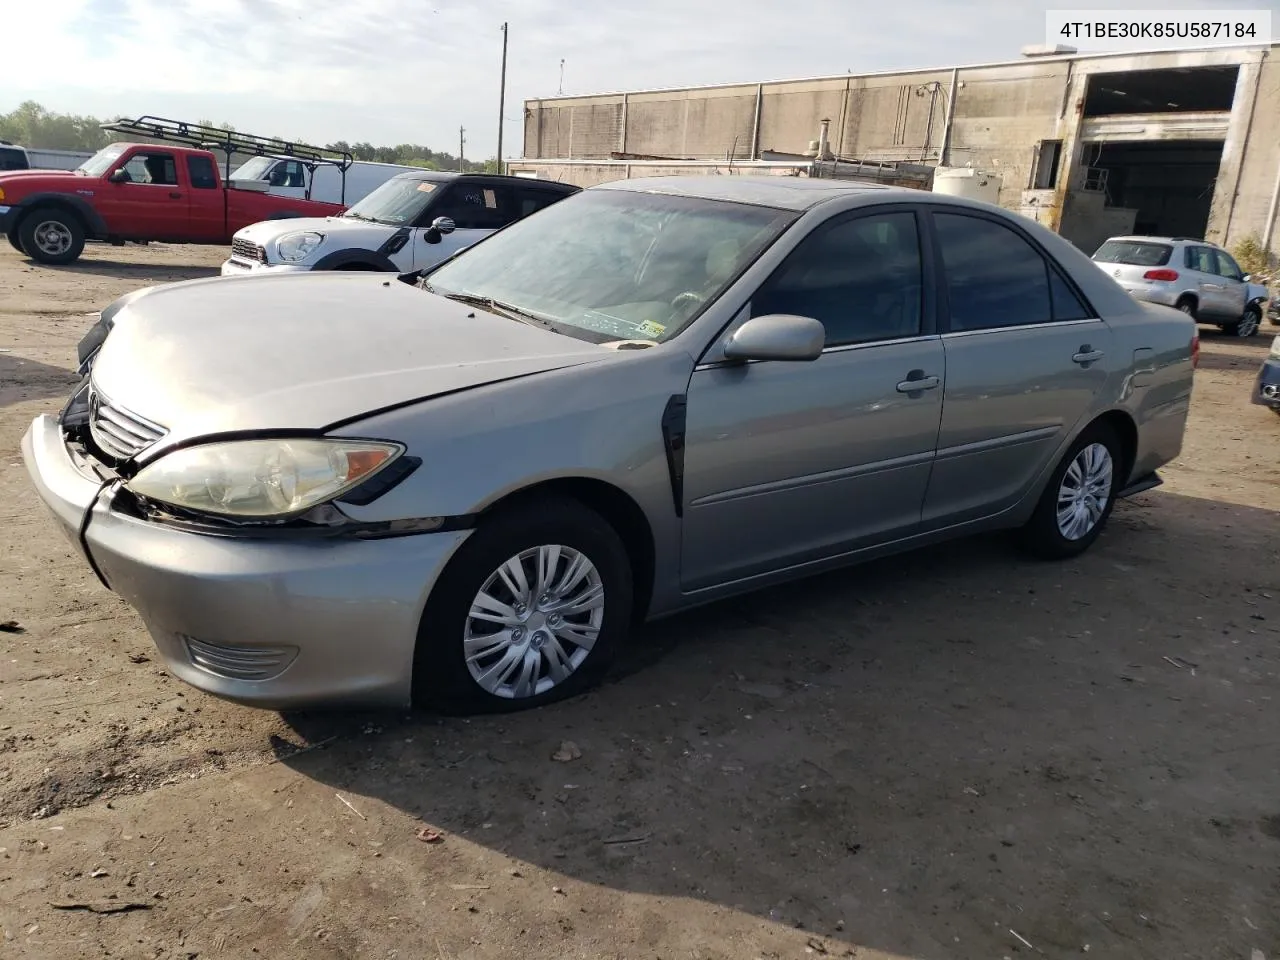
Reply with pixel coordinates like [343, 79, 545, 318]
[107, 168, 128, 183]
[723, 314, 825, 362]
[424, 216, 456, 245]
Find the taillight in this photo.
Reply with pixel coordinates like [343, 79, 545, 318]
[1191, 330, 1200, 370]
[1144, 268, 1179, 282]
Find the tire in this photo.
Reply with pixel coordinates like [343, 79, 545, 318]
[6, 230, 23, 253]
[1175, 298, 1197, 321]
[1019, 421, 1123, 560]
[412, 496, 634, 714]
[1225, 306, 1262, 339]
[17, 207, 86, 265]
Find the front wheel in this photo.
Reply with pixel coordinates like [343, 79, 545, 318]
[1019, 423, 1122, 560]
[1224, 306, 1262, 338]
[6, 230, 23, 254]
[18, 208, 86, 265]
[413, 497, 633, 713]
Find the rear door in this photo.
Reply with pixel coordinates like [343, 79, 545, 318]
[921, 207, 1112, 528]
[410, 180, 514, 271]
[96, 148, 189, 239]
[1185, 245, 1231, 319]
[184, 154, 224, 241]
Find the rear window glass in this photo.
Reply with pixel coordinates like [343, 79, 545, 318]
[1093, 240, 1172, 267]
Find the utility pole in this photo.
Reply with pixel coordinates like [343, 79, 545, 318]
[496, 22, 508, 174]
[558, 59, 565, 96]
[458, 126, 465, 171]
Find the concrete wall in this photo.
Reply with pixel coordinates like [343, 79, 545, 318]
[523, 44, 1280, 261]
[1220, 48, 1280, 259]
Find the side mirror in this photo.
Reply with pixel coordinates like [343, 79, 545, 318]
[431, 217, 456, 235]
[1243, 274, 1253, 283]
[722, 314, 825, 362]
[107, 168, 128, 183]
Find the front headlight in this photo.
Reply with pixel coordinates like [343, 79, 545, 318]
[126, 438, 402, 519]
[1270, 335, 1280, 361]
[275, 231, 324, 263]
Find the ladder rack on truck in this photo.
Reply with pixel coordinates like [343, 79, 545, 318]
[100, 116, 356, 203]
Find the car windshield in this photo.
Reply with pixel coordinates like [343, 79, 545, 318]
[344, 177, 441, 224]
[231, 157, 273, 180]
[1093, 239, 1173, 267]
[77, 143, 130, 177]
[421, 189, 795, 344]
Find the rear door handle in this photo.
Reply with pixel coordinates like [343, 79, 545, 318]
[896, 371, 940, 393]
[1073, 345, 1105, 365]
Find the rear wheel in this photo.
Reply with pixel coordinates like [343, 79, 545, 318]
[1175, 298, 1197, 321]
[18, 207, 86, 265]
[1019, 422, 1122, 560]
[412, 497, 633, 714]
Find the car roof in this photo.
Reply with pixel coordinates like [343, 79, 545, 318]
[1103, 235, 1218, 247]
[594, 175, 906, 211]
[388, 170, 577, 190]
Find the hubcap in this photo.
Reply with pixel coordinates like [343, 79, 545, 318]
[33, 220, 72, 256]
[464, 544, 605, 699]
[1056, 442, 1114, 541]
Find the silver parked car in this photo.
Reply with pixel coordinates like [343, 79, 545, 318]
[23, 177, 1197, 712]
[1092, 235, 1264, 338]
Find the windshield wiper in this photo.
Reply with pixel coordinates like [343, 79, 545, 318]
[435, 291, 564, 333]
[343, 211, 373, 221]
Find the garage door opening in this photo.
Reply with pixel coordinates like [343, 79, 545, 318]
[1083, 66, 1239, 115]
[1085, 139, 1225, 238]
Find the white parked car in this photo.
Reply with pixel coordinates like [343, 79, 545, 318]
[228, 156, 424, 207]
[221, 172, 579, 276]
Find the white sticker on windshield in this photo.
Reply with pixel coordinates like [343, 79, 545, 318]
[636, 319, 666, 339]
[417, 182, 437, 193]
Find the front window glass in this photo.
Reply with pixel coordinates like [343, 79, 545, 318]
[344, 176, 441, 225]
[78, 144, 129, 177]
[423, 190, 794, 343]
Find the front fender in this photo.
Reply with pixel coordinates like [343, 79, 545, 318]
[13, 192, 108, 236]
[311, 248, 399, 272]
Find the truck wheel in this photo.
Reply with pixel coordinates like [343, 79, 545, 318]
[6, 230, 24, 253]
[18, 207, 86, 265]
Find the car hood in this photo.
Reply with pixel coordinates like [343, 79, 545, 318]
[90, 272, 609, 456]
[0, 169, 87, 193]
[234, 215, 390, 246]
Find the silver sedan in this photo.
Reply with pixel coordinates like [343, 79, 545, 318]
[23, 176, 1197, 712]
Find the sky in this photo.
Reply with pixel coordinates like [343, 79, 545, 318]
[4, 0, 1278, 159]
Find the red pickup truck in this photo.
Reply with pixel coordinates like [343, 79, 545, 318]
[0, 142, 345, 265]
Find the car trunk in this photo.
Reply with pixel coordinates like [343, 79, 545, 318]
[1092, 239, 1176, 285]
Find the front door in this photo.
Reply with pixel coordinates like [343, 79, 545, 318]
[412, 181, 514, 272]
[1212, 248, 1249, 321]
[98, 149, 188, 240]
[681, 207, 945, 591]
[921, 208, 1113, 527]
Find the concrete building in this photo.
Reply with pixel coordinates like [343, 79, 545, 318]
[514, 42, 1280, 257]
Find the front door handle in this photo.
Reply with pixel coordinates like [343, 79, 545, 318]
[896, 371, 941, 394]
[169, 191, 182, 199]
[1073, 345, 1105, 365]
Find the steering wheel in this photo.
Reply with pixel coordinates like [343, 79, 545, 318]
[670, 291, 706, 311]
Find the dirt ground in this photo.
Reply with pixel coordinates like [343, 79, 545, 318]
[1, 242, 1279, 960]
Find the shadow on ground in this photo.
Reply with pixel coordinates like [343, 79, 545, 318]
[280, 490, 1280, 959]
[10, 248, 221, 283]
[0, 353, 79, 408]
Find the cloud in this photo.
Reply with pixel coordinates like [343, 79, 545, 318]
[6, 0, 1277, 157]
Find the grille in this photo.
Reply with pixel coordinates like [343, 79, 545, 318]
[182, 635, 299, 682]
[87, 387, 167, 461]
[230, 238, 266, 262]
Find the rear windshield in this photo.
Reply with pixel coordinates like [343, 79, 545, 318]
[1093, 240, 1172, 267]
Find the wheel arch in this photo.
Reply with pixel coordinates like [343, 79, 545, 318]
[13, 194, 106, 236]
[1084, 407, 1139, 487]
[473, 477, 656, 623]
[311, 248, 399, 272]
